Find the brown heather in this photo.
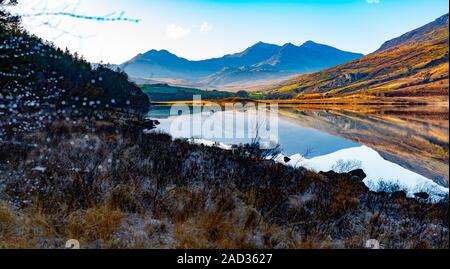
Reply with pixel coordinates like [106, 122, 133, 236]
[0, 111, 448, 249]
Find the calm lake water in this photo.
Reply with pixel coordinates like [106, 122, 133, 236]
[147, 104, 449, 199]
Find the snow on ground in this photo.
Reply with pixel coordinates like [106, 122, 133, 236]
[280, 145, 449, 202]
[188, 138, 232, 150]
[147, 121, 449, 202]
[188, 138, 449, 202]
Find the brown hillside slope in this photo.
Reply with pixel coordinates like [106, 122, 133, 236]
[263, 14, 449, 104]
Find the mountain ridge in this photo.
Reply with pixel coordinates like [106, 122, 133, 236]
[121, 41, 364, 89]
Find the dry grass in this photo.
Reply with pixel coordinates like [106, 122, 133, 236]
[67, 206, 125, 243]
[0, 112, 448, 249]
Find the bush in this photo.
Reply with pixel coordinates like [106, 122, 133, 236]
[331, 159, 362, 173]
[375, 180, 407, 194]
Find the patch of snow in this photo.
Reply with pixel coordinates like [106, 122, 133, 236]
[278, 146, 448, 202]
[189, 138, 232, 150]
[32, 166, 46, 172]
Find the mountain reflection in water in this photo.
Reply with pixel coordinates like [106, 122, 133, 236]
[278, 105, 449, 187]
[148, 104, 449, 188]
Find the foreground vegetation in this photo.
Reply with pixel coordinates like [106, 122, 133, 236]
[0, 110, 448, 249]
[1, 2, 448, 249]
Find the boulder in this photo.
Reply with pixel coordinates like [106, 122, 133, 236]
[414, 192, 429, 200]
[348, 169, 367, 180]
[392, 191, 407, 200]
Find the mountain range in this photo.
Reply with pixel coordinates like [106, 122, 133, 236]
[120, 41, 363, 89]
[262, 13, 449, 104]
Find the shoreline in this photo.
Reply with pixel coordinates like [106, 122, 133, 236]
[1, 109, 448, 249]
[184, 137, 449, 202]
[150, 97, 450, 108]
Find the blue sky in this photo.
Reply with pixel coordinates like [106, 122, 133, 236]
[13, 0, 449, 64]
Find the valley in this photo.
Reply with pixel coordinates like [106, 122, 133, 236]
[1, 1, 449, 251]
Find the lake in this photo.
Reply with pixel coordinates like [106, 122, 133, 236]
[147, 103, 449, 200]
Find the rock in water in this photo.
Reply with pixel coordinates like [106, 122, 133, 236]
[348, 169, 367, 180]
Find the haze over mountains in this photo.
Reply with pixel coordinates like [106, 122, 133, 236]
[263, 13, 449, 104]
[121, 41, 363, 89]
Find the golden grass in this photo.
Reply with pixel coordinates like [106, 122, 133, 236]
[67, 206, 125, 243]
[0, 114, 447, 249]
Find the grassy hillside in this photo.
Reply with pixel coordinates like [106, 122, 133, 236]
[262, 14, 449, 104]
[140, 84, 235, 102]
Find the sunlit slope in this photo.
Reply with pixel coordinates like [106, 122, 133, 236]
[264, 14, 449, 104]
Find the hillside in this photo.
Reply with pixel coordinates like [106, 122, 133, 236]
[140, 83, 234, 102]
[199, 66, 294, 90]
[0, 26, 150, 114]
[1, 20, 152, 146]
[263, 14, 449, 104]
[121, 41, 363, 89]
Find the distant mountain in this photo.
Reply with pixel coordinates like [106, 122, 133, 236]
[199, 66, 293, 89]
[263, 13, 449, 104]
[259, 41, 363, 73]
[205, 41, 281, 70]
[121, 49, 199, 79]
[121, 41, 363, 89]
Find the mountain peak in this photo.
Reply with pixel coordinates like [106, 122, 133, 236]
[255, 41, 271, 46]
[144, 49, 173, 56]
[224, 42, 280, 62]
[301, 40, 318, 46]
[281, 42, 297, 49]
[249, 41, 279, 49]
[122, 40, 363, 86]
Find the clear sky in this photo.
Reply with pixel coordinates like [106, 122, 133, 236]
[12, 0, 449, 64]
